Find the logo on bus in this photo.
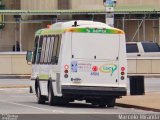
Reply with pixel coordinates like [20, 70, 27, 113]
[99, 64, 117, 75]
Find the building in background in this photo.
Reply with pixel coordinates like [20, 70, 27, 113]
[0, 0, 159, 51]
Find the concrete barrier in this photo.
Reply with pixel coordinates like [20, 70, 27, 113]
[0, 52, 31, 75]
[128, 57, 160, 76]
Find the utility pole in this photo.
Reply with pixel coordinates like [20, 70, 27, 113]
[103, 0, 117, 27]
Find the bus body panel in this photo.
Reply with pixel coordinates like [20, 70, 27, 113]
[118, 34, 127, 88]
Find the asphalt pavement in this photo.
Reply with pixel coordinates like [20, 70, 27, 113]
[0, 77, 160, 115]
[0, 89, 158, 114]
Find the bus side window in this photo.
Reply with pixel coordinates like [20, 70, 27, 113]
[51, 35, 61, 64]
[32, 36, 39, 64]
[43, 35, 53, 64]
[47, 36, 55, 63]
[36, 35, 56, 64]
[36, 36, 43, 64]
[40, 35, 54, 64]
[56, 35, 62, 59]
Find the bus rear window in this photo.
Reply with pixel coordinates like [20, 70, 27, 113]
[71, 33, 120, 60]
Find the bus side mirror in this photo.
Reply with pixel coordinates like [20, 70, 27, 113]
[26, 51, 33, 65]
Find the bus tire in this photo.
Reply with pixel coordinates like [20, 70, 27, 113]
[97, 99, 106, 108]
[98, 103, 106, 108]
[36, 83, 46, 104]
[107, 98, 115, 108]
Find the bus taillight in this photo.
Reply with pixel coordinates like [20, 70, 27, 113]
[121, 72, 125, 75]
[64, 65, 69, 69]
[64, 70, 69, 73]
[121, 67, 125, 80]
[64, 65, 69, 78]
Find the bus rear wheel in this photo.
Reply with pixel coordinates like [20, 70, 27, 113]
[98, 103, 106, 108]
[107, 98, 116, 108]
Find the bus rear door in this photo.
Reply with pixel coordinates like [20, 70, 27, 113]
[70, 33, 120, 87]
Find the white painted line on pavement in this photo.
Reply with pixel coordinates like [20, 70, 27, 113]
[10, 95, 34, 98]
[0, 101, 64, 113]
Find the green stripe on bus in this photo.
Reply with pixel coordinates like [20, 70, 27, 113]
[36, 27, 124, 35]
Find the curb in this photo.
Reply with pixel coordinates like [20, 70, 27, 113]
[0, 85, 30, 89]
[0, 75, 30, 79]
[116, 103, 160, 112]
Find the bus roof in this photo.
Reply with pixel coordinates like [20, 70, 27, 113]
[35, 20, 124, 35]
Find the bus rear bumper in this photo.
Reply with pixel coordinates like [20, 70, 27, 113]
[62, 86, 127, 98]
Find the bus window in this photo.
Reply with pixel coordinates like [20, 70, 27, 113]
[39, 36, 56, 64]
[32, 36, 39, 64]
[34, 35, 61, 64]
[56, 35, 62, 58]
[36, 36, 43, 64]
[43, 36, 51, 63]
[51, 35, 61, 64]
[47, 36, 55, 63]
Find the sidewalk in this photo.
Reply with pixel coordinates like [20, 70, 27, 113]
[116, 92, 160, 112]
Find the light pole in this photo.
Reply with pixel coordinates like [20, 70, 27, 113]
[103, 0, 117, 27]
[14, 15, 21, 52]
